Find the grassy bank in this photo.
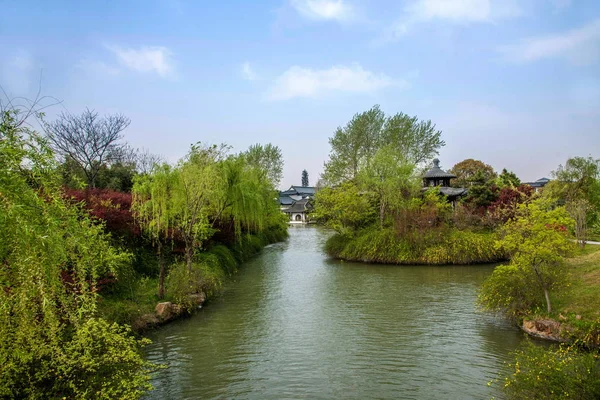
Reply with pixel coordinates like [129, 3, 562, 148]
[98, 228, 288, 329]
[536, 245, 600, 346]
[326, 227, 506, 265]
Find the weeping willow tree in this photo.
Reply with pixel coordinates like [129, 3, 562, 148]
[218, 153, 275, 239]
[0, 110, 153, 399]
[132, 142, 285, 303]
[174, 143, 228, 273]
[132, 163, 178, 299]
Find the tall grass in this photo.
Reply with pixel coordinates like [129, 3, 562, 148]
[326, 227, 505, 265]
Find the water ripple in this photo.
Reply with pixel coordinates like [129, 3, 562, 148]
[145, 226, 523, 399]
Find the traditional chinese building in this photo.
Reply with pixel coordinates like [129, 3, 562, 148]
[422, 158, 468, 204]
[279, 185, 315, 223]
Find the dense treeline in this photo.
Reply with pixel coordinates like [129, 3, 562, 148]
[0, 106, 287, 398]
[313, 105, 532, 264]
[0, 110, 153, 398]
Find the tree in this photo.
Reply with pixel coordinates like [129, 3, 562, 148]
[548, 156, 600, 246]
[463, 170, 499, 211]
[45, 109, 131, 188]
[312, 182, 377, 233]
[496, 168, 521, 188]
[174, 143, 227, 273]
[301, 169, 309, 187]
[379, 112, 445, 165]
[244, 143, 283, 188]
[449, 158, 496, 188]
[322, 105, 445, 186]
[132, 164, 178, 298]
[358, 145, 417, 227]
[479, 199, 574, 316]
[322, 105, 386, 185]
[0, 109, 152, 398]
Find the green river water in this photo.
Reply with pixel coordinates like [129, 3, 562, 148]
[145, 226, 525, 399]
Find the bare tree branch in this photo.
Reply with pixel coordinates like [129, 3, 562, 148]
[44, 109, 131, 188]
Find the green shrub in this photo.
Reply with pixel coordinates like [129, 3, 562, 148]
[501, 342, 600, 400]
[0, 318, 154, 400]
[326, 227, 504, 265]
[478, 263, 542, 319]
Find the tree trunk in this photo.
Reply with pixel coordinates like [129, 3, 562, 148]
[544, 287, 552, 313]
[185, 240, 193, 274]
[157, 240, 165, 299]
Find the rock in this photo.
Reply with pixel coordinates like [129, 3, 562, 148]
[522, 318, 563, 342]
[576, 314, 582, 320]
[155, 302, 180, 322]
[131, 313, 159, 331]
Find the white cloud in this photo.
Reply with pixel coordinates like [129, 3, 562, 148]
[290, 0, 353, 22]
[499, 18, 600, 64]
[107, 45, 174, 77]
[0, 50, 34, 96]
[386, 0, 521, 41]
[268, 64, 397, 101]
[241, 61, 258, 81]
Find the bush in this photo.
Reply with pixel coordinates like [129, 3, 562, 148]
[501, 342, 600, 400]
[478, 263, 543, 319]
[326, 227, 505, 265]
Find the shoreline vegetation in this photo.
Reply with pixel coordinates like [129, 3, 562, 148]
[313, 105, 600, 399]
[2, 100, 599, 399]
[98, 229, 288, 332]
[0, 107, 288, 399]
[325, 229, 505, 265]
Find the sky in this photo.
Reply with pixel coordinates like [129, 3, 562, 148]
[1, 0, 599, 189]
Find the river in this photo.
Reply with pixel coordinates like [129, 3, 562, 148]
[145, 226, 525, 399]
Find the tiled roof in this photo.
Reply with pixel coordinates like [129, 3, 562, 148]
[423, 158, 456, 179]
[283, 198, 313, 213]
[289, 186, 316, 195]
[279, 195, 294, 205]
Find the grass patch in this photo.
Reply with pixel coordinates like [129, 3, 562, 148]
[326, 227, 506, 265]
[546, 245, 600, 346]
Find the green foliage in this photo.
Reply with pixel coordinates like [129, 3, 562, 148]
[358, 145, 419, 227]
[243, 143, 283, 188]
[301, 169, 309, 187]
[496, 168, 521, 188]
[546, 156, 600, 245]
[479, 199, 575, 316]
[463, 169, 499, 209]
[0, 110, 152, 399]
[449, 158, 496, 188]
[51, 319, 154, 400]
[322, 105, 385, 185]
[326, 228, 504, 265]
[500, 342, 600, 400]
[321, 105, 444, 185]
[312, 182, 377, 233]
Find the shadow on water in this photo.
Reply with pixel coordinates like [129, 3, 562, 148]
[144, 226, 523, 399]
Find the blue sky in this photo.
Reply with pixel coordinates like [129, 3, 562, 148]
[1, 0, 599, 189]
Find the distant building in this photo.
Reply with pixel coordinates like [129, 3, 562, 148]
[422, 158, 468, 205]
[279, 185, 316, 223]
[523, 177, 550, 192]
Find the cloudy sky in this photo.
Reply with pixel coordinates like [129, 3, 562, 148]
[1, 0, 599, 188]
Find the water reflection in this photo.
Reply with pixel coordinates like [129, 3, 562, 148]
[145, 226, 522, 399]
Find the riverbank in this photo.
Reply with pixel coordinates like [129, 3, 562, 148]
[521, 245, 600, 347]
[326, 227, 506, 265]
[97, 228, 288, 332]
